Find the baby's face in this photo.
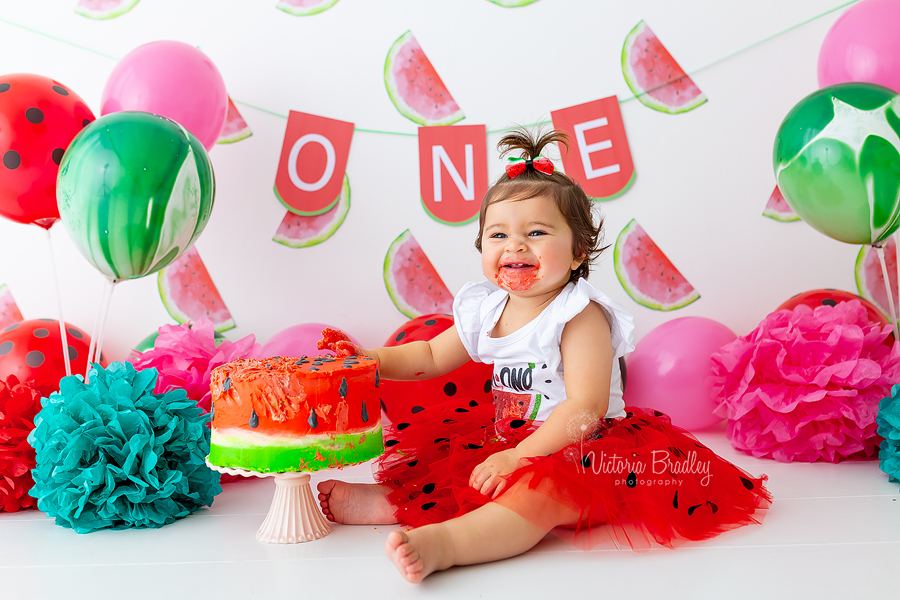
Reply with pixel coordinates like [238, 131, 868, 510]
[480, 195, 582, 297]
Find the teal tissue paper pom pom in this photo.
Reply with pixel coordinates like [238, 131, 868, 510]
[877, 384, 900, 487]
[28, 362, 222, 533]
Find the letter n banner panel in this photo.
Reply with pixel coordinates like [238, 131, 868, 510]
[418, 124, 487, 225]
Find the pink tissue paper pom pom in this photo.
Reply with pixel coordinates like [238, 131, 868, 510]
[709, 300, 900, 463]
[129, 319, 259, 413]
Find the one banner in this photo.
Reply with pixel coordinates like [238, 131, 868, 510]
[551, 96, 635, 201]
[275, 111, 354, 215]
[418, 124, 487, 225]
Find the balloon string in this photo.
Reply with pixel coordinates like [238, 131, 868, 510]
[875, 245, 899, 341]
[92, 280, 116, 374]
[46, 228, 71, 377]
[85, 279, 115, 383]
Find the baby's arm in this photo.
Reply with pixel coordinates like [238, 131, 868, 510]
[470, 302, 613, 497]
[320, 326, 471, 382]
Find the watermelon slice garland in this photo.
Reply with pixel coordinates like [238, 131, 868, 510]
[384, 31, 464, 126]
[613, 219, 699, 311]
[158, 246, 236, 332]
[217, 96, 252, 144]
[75, 0, 140, 19]
[384, 230, 454, 318]
[621, 20, 706, 114]
[277, 0, 341, 16]
[273, 174, 350, 248]
[0, 284, 24, 330]
[763, 184, 799, 223]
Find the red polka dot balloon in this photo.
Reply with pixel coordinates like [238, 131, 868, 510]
[0, 74, 95, 228]
[0, 319, 102, 396]
[778, 288, 892, 331]
[380, 314, 493, 421]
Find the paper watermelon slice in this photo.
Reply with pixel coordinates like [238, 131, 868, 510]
[487, 0, 540, 6]
[273, 174, 350, 248]
[217, 96, 252, 144]
[158, 246, 236, 332]
[277, 0, 340, 16]
[855, 238, 897, 320]
[763, 184, 800, 222]
[75, 0, 140, 19]
[384, 31, 464, 126]
[622, 20, 706, 114]
[0, 284, 24, 330]
[384, 230, 453, 318]
[614, 219, 699, 311]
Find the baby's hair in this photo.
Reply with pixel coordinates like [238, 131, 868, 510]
[475, 127, 606, 283]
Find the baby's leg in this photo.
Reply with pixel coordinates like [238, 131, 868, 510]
[317, 480, 398, 525]
[385, 490, 579, 583]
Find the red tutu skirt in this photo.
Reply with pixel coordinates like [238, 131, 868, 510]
[374, 396, 771, 550]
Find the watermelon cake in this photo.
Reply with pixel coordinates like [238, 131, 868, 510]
[207, 356, 383, 473]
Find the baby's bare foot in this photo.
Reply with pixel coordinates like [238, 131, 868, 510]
[385, 526, 453, 583]
[316, 481, 397, 525]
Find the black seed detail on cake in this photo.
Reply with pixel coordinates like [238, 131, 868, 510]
[707, 501, 718, 514]
[294, 360, 304, 365]
[673, 490, 678, 509]
[223, 377, 231, 391]
[361, 401, 369, 422]
[422, 483, 435, 494]
[343, 361, 359, 365]
[385, 439, 399, 447]
[687, 504, 701, 516]
[308, 410, 318, 428]
[740, 477, 754, 490]
[339, 377, 348, 399]
[443, 382, 457, 396]
[411, 406, 425, 414]
[421, 502, 436, 511]
[509, 419, 526, 429]
[310, 367, 319, 371]
[626, 471, 637, 488]
[249, 410, 259, 428]
[396, 422, 410, 430]
[375, 369, 380, 387]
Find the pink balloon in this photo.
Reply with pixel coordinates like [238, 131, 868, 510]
[254, 323, 361, 359]
[101, 41, 227, 150]
[818, 0, 900, 92]
[624, 317, 736, 431]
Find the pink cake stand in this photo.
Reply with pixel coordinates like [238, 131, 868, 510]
[206, 458, 331, 543]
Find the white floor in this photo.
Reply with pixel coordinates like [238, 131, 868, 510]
[2, 423, 899, 600]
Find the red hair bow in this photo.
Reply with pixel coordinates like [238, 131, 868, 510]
[505, 156, 555, 178]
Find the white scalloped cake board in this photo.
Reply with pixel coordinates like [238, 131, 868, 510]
[2, 424, 899, 599]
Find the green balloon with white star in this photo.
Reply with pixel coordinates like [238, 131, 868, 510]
[774, 83, 900, 245]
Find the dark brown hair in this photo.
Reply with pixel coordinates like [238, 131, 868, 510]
[475, 127, 606, 283]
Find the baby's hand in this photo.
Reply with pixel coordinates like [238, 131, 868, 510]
[317, 328, 363, 358]
[469, 448, 523, 499]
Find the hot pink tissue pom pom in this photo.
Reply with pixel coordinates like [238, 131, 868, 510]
[129, 319, 259, 414]
[710, 300, 900, 463]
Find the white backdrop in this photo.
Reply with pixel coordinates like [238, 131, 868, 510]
[0, 0, 867, 362]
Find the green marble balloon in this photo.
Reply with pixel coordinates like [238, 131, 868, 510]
[773, 83, 900, 245]
[57, 111, 215, 281]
